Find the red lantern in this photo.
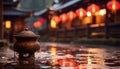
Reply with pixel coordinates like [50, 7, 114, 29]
[39, 18, 46, 24]
[107, 0, 120, 12]
[59, 13, 68, 23]
[87, 4, 100, 14]
[67, 11, 76, 21]
[76, 8, 86, 19]
[51, 16, 60, 24]
[33, 21, 42, 28]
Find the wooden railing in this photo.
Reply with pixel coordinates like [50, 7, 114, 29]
[49, 23, 120, 39]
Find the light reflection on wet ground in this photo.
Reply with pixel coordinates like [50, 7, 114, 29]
[39, 42, 120, 69]
[0, 42, 120, 69]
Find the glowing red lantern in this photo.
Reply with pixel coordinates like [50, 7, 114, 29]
[33, 18, 46, 29]
[76, 8, 86, 19]
[87, 4, 100, 14]
[107, 0, 120, 12]
[67, 11, 76, 21]
[39, 18, 46, 24]
[51, 16, 60, 24]
[33, 21, 42, 28]
[59, 13, 68, 23]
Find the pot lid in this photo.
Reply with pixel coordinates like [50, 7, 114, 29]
[15, 28, 39, 37]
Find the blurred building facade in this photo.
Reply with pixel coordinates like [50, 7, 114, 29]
[3, 0, 53, 42]
[35, 0, 120, 40]
[3, 0, 120, 42]
[3, 0, 31, 42]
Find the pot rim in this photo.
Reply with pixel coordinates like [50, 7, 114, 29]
[13, 35, 40, 38]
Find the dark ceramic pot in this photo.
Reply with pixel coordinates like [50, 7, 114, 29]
[14, 29, 40, 53]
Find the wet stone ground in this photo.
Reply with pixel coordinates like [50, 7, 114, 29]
[0, 42, 120, 69]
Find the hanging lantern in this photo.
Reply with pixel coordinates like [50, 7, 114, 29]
[59, 13, 68, 23]
[5, 20, 11, 29]
[87, 4, 100, 14]
[99, 9, 106, 16]
[67, 11, 76, 21]
[107, 0, 120, 12]
[50, 19, 57, 28]
[39, 18, 46, 24]
[87, 11, 92, 16]
[33, 21, 42, 28]
[76, 8, 86, 19]
[51, 16, 60, 24]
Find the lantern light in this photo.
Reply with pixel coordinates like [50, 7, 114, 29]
[107, 0, 120, 12]
[87, 4, 100, 14]
[39, 18, 46, 24]
[59, 13, 68, 23]
[87, 11, 92, 16]
[76, 8, 86, 19]
[51, 16, 60, 24]
[50, 19, 57, 28]
[33, 18, 45, 28]
[67, 11, 76, 21]
[33, 21, 42, 28]
[5, 20, 11, 29]
[99, 9, 106, 16]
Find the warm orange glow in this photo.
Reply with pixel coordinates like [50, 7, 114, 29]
[96, 14, 105, 24]
[83, 16, 92, 24]
[87, 57, 91, 64]
[77, 65, 83, 69]
[87, 4, 100, 14]
[67, 11, 76, 20]
[50, 20, 57, 28]
[5, 20, 11, 29]
[113, 2, 116, 10]
[50, 47, 57, 55]
[99, 9, 106, 16]
[61, 59, 76, 67]
[33, 18, 45, 29]
[60, 13, 68, 23]
[76, 8, 86, 19]
[51, 16, 60, 24]
[107, 0, 120, 12]
[50, 46, 57, 65]
[33, 21, 42, 28]
[87, 11, 92, 16]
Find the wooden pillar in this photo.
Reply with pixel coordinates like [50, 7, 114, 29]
[0, 0, 4, 39]
[92, 15, 96, 24]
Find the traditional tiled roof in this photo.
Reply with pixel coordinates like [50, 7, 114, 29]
[4, 9, 30, 16]
[34, 0, 81, 16]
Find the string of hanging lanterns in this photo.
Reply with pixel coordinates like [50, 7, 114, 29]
[33, 0, 120, 29]
[49, 0, 120, 28]
[50, 4, 101, 26]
